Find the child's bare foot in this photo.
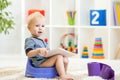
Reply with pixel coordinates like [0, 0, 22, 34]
[58, 75, 74, 80]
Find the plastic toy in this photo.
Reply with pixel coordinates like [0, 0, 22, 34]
[60, 33, 77, 53]
[25, 59, 58, 78]
[92, 37, 105, 59]
[82, 45, 89, 58]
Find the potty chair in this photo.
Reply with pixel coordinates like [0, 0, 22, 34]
[25, 59, 59, 78]
[88, 62, 114, 80]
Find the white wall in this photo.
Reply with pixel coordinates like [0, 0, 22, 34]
[0, 0, 22, 55]
[52, 0, 75, 25]
[25, 0, 50, 24]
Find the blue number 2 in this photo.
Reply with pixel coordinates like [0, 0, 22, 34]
[91, 11, 99, 24]
[90, 10, 106, 26]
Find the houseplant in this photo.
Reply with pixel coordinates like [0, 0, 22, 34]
[0, 0, 15, 34]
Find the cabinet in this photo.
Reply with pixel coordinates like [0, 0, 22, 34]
[22, 0, 120, 60]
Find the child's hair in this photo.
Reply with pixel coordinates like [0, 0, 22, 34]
[27, 12, 45, 28]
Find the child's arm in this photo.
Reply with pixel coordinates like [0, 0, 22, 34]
[27, 48, 48, 58]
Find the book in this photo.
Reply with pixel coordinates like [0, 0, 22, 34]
[45, 48, 76, 57]
[115, 2, 120, 26]
[113, 1, 120, 26]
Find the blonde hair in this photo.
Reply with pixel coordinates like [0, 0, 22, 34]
[27, 12, 45, 28]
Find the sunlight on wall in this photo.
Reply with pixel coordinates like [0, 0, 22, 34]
[0, 0, 21, 55]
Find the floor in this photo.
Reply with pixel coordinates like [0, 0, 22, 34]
[0, 54, 120, 80]
[0, 54, 27, 68]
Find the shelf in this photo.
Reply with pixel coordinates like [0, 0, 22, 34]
[110, 28, 120, 59]
[22, 0, 120, 60]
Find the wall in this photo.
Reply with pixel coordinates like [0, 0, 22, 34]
[25, 0, 50, 24]
[0, 0, 22, 55]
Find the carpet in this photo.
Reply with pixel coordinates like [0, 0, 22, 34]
[0, 67, 120, 80]
[0, 58, 120, 80]
[0, 66, 105, 80]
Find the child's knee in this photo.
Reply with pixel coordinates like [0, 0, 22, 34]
[54, 54, 63, 60]
[63, 57, 69, 64]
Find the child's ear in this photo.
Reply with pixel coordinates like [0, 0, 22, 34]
[27, 25, 30, 30]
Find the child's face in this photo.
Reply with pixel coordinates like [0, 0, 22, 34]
[29, 17, 45, 37]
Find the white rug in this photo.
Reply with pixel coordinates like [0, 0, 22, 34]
[0, 58, 120, 80]
[0, 66, 105, 80]
[0, 66, 120, 80]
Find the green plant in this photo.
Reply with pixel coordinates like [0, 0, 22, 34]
[0, 0, 15, 34]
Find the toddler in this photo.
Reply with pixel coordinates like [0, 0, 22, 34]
[25, 12, 74, 80]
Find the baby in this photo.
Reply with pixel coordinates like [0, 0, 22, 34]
[25, 12, 74, 80]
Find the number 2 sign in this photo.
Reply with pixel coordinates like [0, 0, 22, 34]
[90, 10, 106, 26]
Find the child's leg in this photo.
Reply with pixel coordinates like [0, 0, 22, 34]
[63, 57, 68, 73]
[40, 55, 66, 75]
[40, 55, 73, 80]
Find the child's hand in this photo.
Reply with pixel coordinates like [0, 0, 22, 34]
[38, 48, 48, 57]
